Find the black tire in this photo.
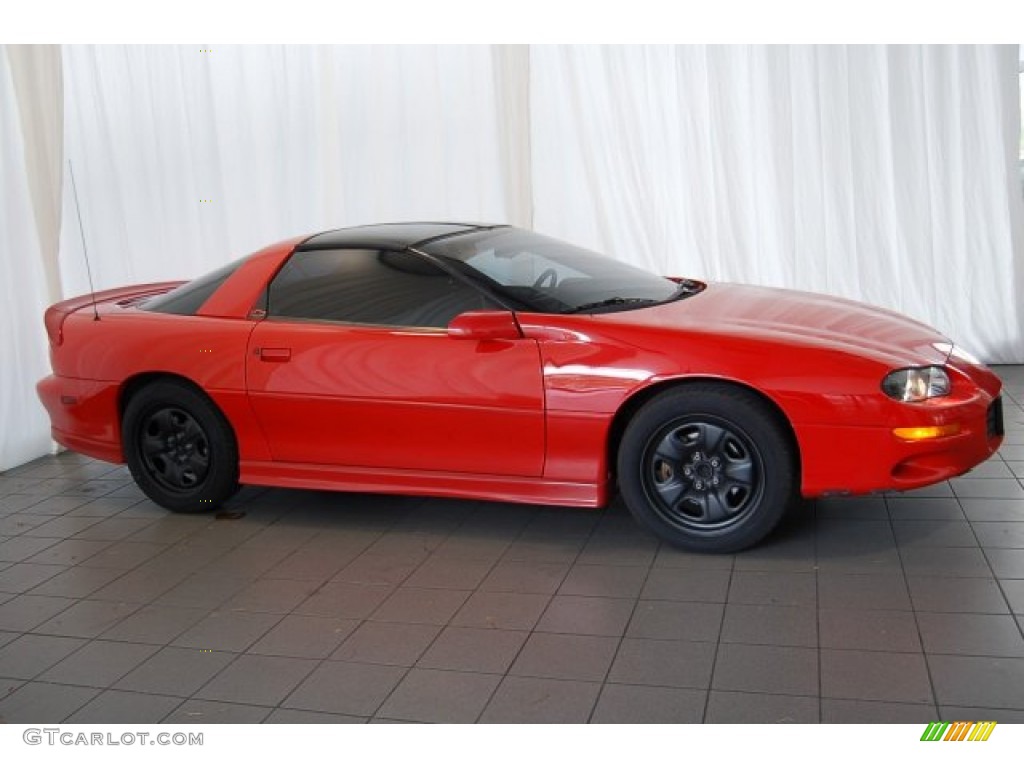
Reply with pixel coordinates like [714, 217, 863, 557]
[122, 380, 239, 513]
[617, 383, 797, 553]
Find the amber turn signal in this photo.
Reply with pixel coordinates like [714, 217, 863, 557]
[892, 424, 961, 440]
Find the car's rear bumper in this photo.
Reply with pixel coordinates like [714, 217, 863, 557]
[36, 375, 124, 463]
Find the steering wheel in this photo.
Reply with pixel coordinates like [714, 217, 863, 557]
[532, 268, 559, 289]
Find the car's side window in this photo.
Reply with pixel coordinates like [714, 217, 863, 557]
[267, 248, 499, 328]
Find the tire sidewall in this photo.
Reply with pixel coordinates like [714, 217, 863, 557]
[122, 381, 239, 513]
[618, 385, 796, 553]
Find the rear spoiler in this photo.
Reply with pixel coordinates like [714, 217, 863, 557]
[43, 281, 183, 345]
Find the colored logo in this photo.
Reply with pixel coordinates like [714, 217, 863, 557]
[921, 721, 997, 742]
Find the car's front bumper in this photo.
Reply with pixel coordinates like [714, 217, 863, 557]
[797, 387, 1004, 497]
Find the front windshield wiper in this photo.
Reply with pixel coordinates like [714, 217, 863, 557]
[567, 297, 659, 314]
[566, 281, 703, 314]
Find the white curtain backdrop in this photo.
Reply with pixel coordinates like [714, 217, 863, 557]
[59, 45, 513, 295]
[531, 45, 1024, 363]
[0, 45, 62, 471]
[2, 44, 1022, 470]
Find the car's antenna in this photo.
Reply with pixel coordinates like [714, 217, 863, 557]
[68, 160, 100, 321]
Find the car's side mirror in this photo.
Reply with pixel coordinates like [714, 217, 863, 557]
[447, 310, 522, 341]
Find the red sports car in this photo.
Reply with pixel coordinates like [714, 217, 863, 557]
[37, 223, 1004, 552]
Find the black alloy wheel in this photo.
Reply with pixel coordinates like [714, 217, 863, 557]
[138, 406, 211, 492]
[618, 383, 797, 553]
[645, 417, 763, 531]
[123, 380, 239, 513]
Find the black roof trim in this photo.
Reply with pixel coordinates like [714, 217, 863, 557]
[297, 222, 508, 253]
[409, 224, 509, 250]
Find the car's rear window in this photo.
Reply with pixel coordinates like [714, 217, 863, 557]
[142, 258, 245, 315]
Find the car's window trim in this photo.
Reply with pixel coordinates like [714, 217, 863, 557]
[259, 314, 451, 334]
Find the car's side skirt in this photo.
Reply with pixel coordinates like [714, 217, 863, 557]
[239, 460, 608, 508]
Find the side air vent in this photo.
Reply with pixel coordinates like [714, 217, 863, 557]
[116, 297, 150, 307]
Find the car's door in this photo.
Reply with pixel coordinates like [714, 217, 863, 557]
[245, 247, 545, 476]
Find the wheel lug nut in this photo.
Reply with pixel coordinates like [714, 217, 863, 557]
[683, 466, 692, 477]
[710, 458, 721, 468]
[713, 478, 720, 486]
[692, 452, 701, 461]
[694, 480, 704, 490]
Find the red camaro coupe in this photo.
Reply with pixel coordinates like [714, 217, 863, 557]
[37, 223, 1004, 552]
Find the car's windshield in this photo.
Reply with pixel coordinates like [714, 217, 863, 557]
[424, 227, 699, 314]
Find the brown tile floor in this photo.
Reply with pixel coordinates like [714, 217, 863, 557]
[0, 365, 1022, 723]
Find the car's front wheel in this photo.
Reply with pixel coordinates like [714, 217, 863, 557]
[617, 384, 797, 553]
[122, 380, 239, 513]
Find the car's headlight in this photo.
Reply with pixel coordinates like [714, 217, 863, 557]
[881, 366, 951, 402]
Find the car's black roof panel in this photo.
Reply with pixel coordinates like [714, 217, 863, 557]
[299, 223, 504, 252]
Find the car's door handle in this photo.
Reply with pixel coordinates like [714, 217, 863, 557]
[257, 347, 291, 362]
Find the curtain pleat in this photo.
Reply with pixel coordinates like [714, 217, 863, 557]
[58, 45, 511, 296]
[531, 44, 1024, 362]
[0, 45, 62, 471]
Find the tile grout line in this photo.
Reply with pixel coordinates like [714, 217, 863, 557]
[340, 496, 477, 723]
[700, 537, 738, 724]
[583, 524, 660, 724]
[472, 504, 600, 724]
[883, 491, 940, 719]
[162, 498, 420, 724]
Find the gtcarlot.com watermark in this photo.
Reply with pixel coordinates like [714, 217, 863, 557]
[23, 729, 203, 747]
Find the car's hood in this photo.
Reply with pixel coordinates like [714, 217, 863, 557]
[607, 282, 951, 366]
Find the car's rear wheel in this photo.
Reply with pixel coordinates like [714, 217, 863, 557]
[122, 380, 239, 513]
[617, 384, 797, 553]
